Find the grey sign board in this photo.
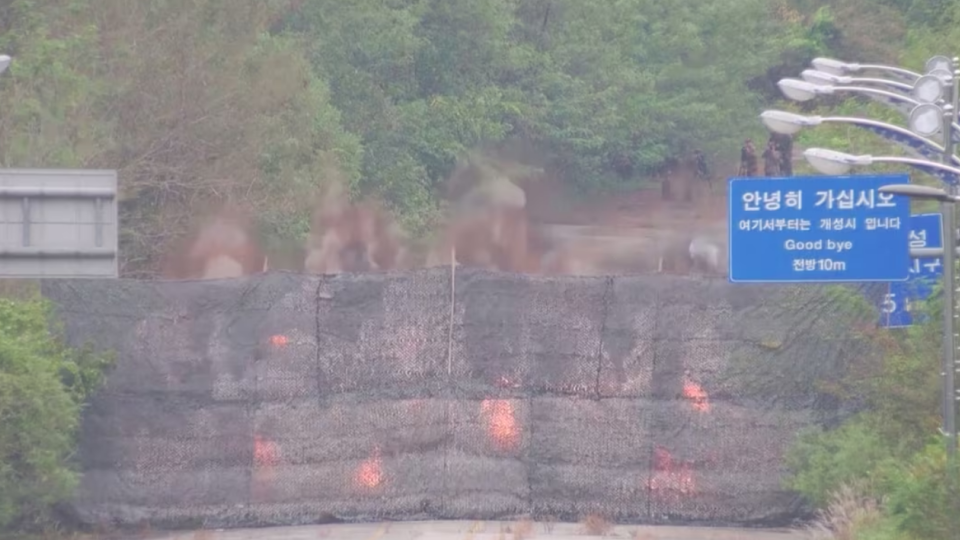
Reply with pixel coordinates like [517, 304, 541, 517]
[0, 169, 118, 278]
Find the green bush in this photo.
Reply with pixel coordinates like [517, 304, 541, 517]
[0, 297, 112, 532]
[787, 423, 960, 539]
[785, 417, 895, 507]
[875, 442, 960, 540]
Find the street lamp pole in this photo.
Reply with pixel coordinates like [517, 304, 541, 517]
[879, 180, 960, 539]
[785, 56, 960, 536]
[942, 103, 957, 458]
[947, 58, 960, 458]
[803, 145, 960, 458]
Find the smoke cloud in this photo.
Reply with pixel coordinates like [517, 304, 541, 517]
[161, 150, 728, 279]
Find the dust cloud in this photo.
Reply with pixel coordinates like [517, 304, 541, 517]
[161, 151, 728, 280]
[160, 207, 267, 280]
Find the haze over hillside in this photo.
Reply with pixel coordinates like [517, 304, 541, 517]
[0, 0, 946, 277]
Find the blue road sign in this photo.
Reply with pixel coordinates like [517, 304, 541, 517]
[879, 212, 943, 328]
[728, 174, 912, 283]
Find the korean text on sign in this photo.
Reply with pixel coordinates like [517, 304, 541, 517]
[737, 188, 902, 233]
[728, 174, 911, 284]
[741, 188, 897, 212]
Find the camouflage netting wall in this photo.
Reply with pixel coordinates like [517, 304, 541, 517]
[41, 269, 878, 529]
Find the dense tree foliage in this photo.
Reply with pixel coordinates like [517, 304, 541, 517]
[0, 297, 111, 531]
[1, 0, 947, 276]
[0, 0, 828, 276]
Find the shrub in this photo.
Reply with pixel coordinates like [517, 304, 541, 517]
[804, 484, 883, 540]
[875, 442, 960, 540]
[0, 297, 112, 532]
[784, 418, 894, 507]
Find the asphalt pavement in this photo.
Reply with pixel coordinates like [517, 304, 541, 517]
[150, 520, 808, 540]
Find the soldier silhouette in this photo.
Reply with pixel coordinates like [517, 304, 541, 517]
[763, 138, 780, 177]
[693, 149, 711, 190]
[739, 139, 758, 176]
[774, 133, 794, 176]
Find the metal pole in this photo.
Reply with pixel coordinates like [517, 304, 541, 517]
[949, 60, 960, 459]
[943, 64, 960, 539]
[944, 198, 957, 457]
[943, 70, 958, 459]
[943, 66, 960, 540]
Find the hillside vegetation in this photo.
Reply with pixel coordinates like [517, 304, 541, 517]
[2, 0, 960, 536]
[0, 0, 831, 276]
[761, 5, 960, 540]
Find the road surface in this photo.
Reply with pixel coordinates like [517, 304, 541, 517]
[151, 520, 808, 540]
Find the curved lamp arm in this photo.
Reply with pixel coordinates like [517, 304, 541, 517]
[780, 80, 916, 117]
[818, 86, 960, 136]
[869, 156, 960, 186]
[804, 147, 960, 186]
[829, 85, 920, 106]
[856, 64, 922, 82]
[813, 58, 922, 83]
[801, 69, 917, 94]
[760, 110, 958, 165]
[870, 155, 960, 174]
[823, 116, 960, 165]
[839, 77, 914, 93]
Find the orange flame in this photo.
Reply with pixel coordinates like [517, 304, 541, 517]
[647, 447, 696, 500]
[269, 334, 289, 348]
[480, 399, 520, 451]
[253, 434, 280, 467]
[354, 447, 383, 490]
[682, 379, 710, 413]
[251, 434, 280, 503]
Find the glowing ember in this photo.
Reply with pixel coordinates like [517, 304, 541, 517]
[480, 399, 520, 451]
[647, 446, 696, 500]
[269, 334, 289, 348]
[253, 434, 280, 467]
[354, 447, 383, 490]
[682, 379, 710, 413]
[251, 434, 280, 503]
[496, 376, 520, 389]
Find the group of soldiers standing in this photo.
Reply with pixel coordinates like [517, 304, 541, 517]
[739, 133, 793, 177]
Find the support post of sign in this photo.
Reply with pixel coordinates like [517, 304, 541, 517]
[945, 61, 959, 458]
[947, 61, 960, 540]
[943, 199, 957, 456]
[950, 60, 960, 458]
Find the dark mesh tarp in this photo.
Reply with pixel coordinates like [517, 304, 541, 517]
[41, 269, 876, 529]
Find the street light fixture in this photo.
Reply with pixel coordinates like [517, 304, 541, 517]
[778, 78, 921, 106]
[761, 110, 959, 164]
[800, 69, 915, 93]
[880, 183, 960, 203]
[930, 68, 956, 82]
[910, 103, 946, 137]
[929, 55, 955, 75]
[803, 148, 960, 185]
[812, 57, 923, 83]
[916, 74, 949, 103]
[0, 55, 10, 75]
